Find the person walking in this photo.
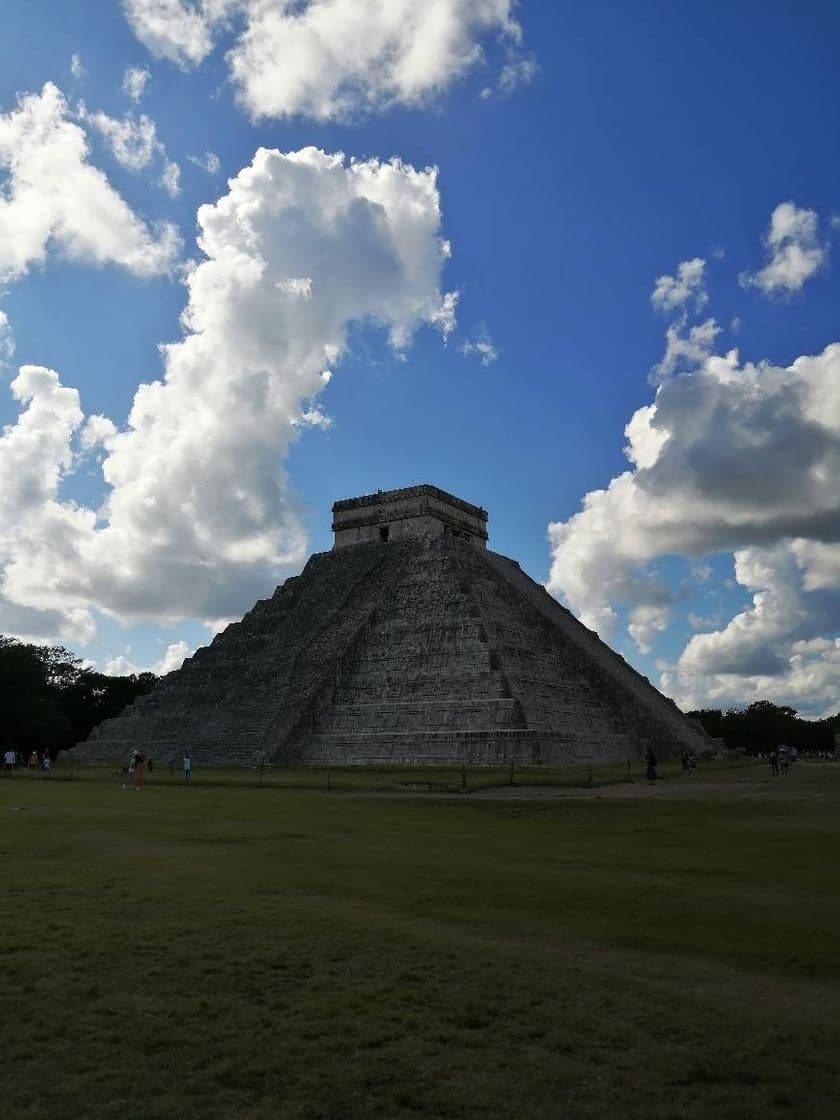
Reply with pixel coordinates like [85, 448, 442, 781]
[183, 753, 192, 783]
[131, 751, 147, 791]
[645, 749, 658, 785]
[124, 749, 146, 790]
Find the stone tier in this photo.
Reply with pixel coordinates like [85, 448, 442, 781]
[303, 729, 633, 766]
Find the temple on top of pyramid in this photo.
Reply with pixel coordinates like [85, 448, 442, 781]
[74, 484, 710, 767]
[333, 485, 488, 548]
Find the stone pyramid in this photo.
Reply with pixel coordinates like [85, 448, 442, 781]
[77, 485, 708, 766]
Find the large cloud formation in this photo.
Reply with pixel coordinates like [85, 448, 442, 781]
[0, 80, 183, 645]
[0, 82, 180, 281]
[0, 147, 455, 643]
[123, 0, 529, 119]
[547, 212, 839, 717]
[547, 342, 840, 716]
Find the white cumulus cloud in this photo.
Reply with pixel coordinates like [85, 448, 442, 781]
[547, 342, 840, 715]
[628, 604, 671, 655]
[86, 107, 181, 197]
[0, 146, 455, 638]
[87, 110, 159, 170]
[650, 316, 721, 383]
[740, 202, 827, 296]
[0, 83, 180, 282]
[105, 638, 192, 676]
[651, 257, 708, 313]
[123, 0, 219, 68]
[662, 542, 840, 717]
[124, 0, 527, 120]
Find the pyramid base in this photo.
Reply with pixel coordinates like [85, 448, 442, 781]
[299, 729, 635, 766]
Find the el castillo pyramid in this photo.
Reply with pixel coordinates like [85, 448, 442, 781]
[77, 485, 708, 766]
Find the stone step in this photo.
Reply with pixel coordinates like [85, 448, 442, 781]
[333, 675, 507, 703]
[361, 619, 487, 642]
[336, 651, 496, 674]
[323, 697, 521, 711]
[301, 728, 634, 765]
[336, 666, 505, 686]
[316, 697, 525, 734]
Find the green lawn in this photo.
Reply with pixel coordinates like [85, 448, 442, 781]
[2, 761, 839, 1119]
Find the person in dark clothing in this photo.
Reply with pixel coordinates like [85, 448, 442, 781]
[645, 749, 658, 785]
[769, 748, 779, 776]
[128, 750, 146, 791]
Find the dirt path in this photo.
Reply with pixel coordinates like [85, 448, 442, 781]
[466, 776, 806, 800]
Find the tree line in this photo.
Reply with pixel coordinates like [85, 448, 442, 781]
[687, 699, 840, 755]
[0, 636, 156, 759]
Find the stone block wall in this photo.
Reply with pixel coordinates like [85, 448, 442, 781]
[332, 484, 488, 548]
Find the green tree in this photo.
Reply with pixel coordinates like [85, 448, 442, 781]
[0, 637, 156, 757]
[688, 699, 837, 754]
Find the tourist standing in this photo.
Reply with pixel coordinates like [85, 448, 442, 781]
[42, 753, 51, 777]
[183, 753, 192, 783]
[3, 748, 15, 772]
[645, 749, 658, 785]
[769, 747, 779, 776]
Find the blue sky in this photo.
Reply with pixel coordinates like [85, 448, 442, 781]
[1, 1, 839, 716]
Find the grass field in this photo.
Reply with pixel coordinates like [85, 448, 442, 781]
[2, 760, 839, 1119]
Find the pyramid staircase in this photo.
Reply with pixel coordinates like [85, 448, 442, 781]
[300, 539, 528, 764]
